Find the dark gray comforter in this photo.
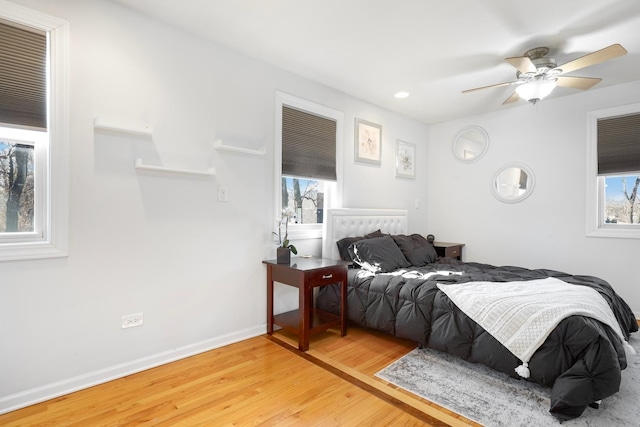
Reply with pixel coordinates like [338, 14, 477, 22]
[316, 259, 638, 421]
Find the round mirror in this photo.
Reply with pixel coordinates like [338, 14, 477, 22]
[491, 163, 536, 203]
[452, 125, 489, 163]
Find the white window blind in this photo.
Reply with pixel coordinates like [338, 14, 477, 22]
[282, 105, 337, 181]
[597, 113, 640, 175]
[0, 20, 47, 129]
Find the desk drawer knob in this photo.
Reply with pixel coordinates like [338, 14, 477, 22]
[322, 274, 333, 279]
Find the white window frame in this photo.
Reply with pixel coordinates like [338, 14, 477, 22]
[0, 1, 69, 260]
[585, 102, 640, 239]
[275, 92, 343, 240]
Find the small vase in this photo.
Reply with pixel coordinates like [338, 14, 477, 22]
[276, 247, 291, 264]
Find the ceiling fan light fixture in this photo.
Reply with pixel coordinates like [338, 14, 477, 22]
[463, 44, 626, 108]
[515, 79, 557, 104]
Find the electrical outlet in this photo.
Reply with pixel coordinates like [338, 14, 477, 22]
[218, 185, 228, 202]
[122, 313, 143, 329]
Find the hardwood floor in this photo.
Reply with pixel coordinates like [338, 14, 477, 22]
[0, 326, 477, 426]
[270, 327, 477, 427]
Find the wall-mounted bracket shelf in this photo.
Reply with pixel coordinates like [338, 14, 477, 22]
[134, 159, 215, 177]
[213, 139, 266, 156]
[94, 117, 153, 137]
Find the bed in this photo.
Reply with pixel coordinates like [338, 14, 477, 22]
[317, 208, 638, 421]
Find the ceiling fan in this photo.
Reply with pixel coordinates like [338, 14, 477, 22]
[462, 44, 627, 105]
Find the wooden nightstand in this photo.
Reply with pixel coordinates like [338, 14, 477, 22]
[263, 257, 351, 351]
[433, 242, 465, 260]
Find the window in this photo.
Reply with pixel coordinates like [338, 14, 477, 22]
[0, 4, 69, 260]
[0, 129, 43, 234]
[0, 140, 34, 233]
[603, 174, 640, 225]
[586, 103, 640, 238]
[275, 92, 343, 239]
[281, 177, 325, 225]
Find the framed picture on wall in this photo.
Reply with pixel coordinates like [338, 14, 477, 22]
[395, 140, 415, 179]
[355, 118, 382, 165]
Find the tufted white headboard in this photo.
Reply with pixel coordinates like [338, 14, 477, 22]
[322, 208, 408, 260]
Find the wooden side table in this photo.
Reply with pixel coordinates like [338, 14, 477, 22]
[433, 242, 465, 261]
[263, 257, 350, 351]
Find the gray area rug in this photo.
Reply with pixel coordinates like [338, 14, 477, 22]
[376, 334, 639, 426]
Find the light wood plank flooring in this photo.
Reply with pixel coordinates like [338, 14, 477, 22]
[0, 326, 478, 426]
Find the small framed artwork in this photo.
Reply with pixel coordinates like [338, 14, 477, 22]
[355, 118, 382, 165]
[395, 140, 415, 179]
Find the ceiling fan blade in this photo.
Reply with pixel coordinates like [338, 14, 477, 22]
[502, 92, 520, 105]
[462, 81, 516, 94]
[556, 76, 602, 90]
[554, 44, 627, 75]
[505, 56, 537, 74]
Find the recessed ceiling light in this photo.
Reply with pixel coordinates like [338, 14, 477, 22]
[394, 91, 410, 99]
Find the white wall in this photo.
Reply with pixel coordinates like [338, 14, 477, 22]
[428, 80, 640, 316]
[0, 0, 429, 412]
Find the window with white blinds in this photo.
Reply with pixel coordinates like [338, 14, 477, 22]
[0, 4, 69, 261]
[275, 92, 343, 235]
[0, 20, 47, 129]
[586, 104, 640, 238]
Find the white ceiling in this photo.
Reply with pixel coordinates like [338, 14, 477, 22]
[111, 0, 640, 124]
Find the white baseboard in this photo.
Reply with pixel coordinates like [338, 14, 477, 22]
[0, 325, 266, 415]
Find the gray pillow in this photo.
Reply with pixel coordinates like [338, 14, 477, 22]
[335, 229, 385, 261]
[391, 234, 438, 267]
[365, 229, 385, 238]
[336, 236, 364, 261]
[348, 236, 411, 273]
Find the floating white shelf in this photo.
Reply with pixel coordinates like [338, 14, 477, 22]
[134, 159, 215, 177]
[213, 139, 266, 156]
[94, 117, 153, 137]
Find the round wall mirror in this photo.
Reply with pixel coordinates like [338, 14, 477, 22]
[491, 163, 536, 203]
[452, 125, 489, 163]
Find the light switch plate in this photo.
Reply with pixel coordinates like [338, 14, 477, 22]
[218, 185, 228, 202]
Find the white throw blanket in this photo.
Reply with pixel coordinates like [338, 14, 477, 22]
[436, 277, 634, 378]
